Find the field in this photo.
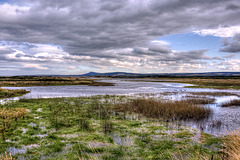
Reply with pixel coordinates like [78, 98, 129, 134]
[0, 96, 226, 160]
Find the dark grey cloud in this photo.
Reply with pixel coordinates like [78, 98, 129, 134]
[226, 4, 240, 10]
[1, 0, 240, 55]
[220, 33, 240, 53]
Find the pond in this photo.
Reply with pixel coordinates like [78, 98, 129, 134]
[1, 78, 240, 136]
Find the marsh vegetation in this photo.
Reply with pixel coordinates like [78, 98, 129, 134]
[0, 77, 239, 159]
[0, 88, 29, 99]
[114, 98, 212, 121]
[0, 96, 226, 159]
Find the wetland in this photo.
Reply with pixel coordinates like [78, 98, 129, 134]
[0, 77, 240, 159]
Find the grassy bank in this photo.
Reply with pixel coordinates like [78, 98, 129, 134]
[0, 88, 30, 99]
[0, 76, 114, 87]
[0, 96, 225, 159]
[136, 78, 240, 90]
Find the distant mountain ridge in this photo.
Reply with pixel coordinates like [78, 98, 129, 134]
[79, 72, 240, 77]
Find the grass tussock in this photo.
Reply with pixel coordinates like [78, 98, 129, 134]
[114, 99, 212, 121]
[223, 129, 240, 160]
[221, 99, 240, 107]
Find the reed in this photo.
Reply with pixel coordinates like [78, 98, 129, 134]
[114, 99, 212, 121]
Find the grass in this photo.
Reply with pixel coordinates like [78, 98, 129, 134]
[182, 98, 215, 105]
[0, 152, 15, 160]
[0, 76, 114, 87]
[222, 129, 240, 160]
[114, 98, 212, 121]
[0, 96, 224, 159]
[221, 99, 240, 107]
[0, 88, 29, 99]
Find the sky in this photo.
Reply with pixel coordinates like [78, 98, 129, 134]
[0, 0, 240, 75]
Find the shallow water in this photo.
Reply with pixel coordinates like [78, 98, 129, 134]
[1, 79, 192, 100]
[1, 78, 240, 136]
[2, 79, 240, 100]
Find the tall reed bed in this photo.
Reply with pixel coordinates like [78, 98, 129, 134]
[114, 99, 212, 121]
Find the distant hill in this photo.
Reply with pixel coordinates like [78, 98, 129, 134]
[79, 72, 156, 77]
[18, 72, 240, 78]
[78, 72, 240, 78]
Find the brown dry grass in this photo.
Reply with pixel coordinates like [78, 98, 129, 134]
[114, 99, 212, 121]
[222, 129, 240, 160]
[182, 98, 215, 105]
[0, 152, 15, 160]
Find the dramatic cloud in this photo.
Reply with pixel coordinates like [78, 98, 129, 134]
[0, 0, 240, 75]
[220, 33, 240, 53]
